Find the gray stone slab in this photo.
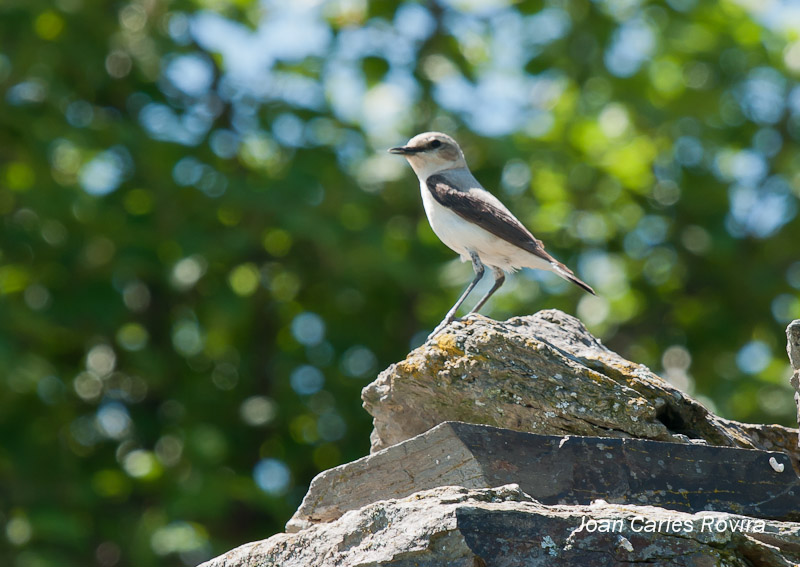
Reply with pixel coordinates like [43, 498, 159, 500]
[288, 421, 800, 532]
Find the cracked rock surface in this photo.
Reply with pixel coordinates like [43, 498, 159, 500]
[363, 310, 799, 465]
[202, 484, 800, 567]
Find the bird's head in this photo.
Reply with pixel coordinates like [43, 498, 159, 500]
[389, 132, 467, 179]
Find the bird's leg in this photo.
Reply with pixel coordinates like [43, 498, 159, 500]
[467, 267, 505, 315]
[427, 251, 484, 340]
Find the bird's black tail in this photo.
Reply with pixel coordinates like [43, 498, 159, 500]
[567, 274, 596, 295]
[552, 262, 596, 295]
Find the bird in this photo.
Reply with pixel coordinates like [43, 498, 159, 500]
[389, 131, 595, 339]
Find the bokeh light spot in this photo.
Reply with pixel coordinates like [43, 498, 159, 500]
[290, 365, 325, 395]
[228, 263, 261, 297]
[291, 312, 326, 346]
[171, 255, 207, 290]
[150, 522, 209, 558]
[87, 344, 116, 376]
[340, 345, 377, 378]
[34, 10, 65, 40]
[96, 402, 132, 440]
[253, 458, 290, 496]
[6, 514, 33, 546]
[736, 340, 771, 375]
[122, 450, 162, 480]
[262, 228, 292, 257]
[171, 319, 205, 357]
[240, 396, 278, 426]
[116, 322, 149, 351]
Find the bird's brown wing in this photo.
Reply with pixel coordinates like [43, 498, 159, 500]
[426, 174, 554, 264]
[426, 174, 595, 295]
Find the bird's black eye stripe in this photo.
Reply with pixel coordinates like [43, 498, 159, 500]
[429, 139, 442, 149]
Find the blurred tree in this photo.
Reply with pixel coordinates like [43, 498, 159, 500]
[1, 0, 799, 565]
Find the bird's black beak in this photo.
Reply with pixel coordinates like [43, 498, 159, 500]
[388, 146, 419, 155]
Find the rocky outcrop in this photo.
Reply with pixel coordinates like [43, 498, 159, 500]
[363, 311, 799, 463]
[202, 311, 800, 567]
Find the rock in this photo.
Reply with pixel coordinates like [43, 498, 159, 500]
[286, 421, 800, 532]
[202, 311, 800, 567]
[362, 310, 800, 462]
[787, 320, 800, 448]
[203, 484, 800, 567]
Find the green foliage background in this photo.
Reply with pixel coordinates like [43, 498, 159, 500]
[2, 0, 799, 565]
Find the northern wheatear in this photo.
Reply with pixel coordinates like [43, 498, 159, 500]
[389, 132, 595, 339]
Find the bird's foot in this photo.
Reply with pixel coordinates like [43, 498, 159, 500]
[427, 314, 478, 341]
[426, 322, 449, 342]
[427, 313, 491, 341]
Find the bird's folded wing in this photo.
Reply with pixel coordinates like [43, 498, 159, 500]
[426, 174, 568, 270]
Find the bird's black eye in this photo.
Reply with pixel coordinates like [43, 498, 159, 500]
[429, 139, 442, 149]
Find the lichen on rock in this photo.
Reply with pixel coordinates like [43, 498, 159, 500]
[362, 310, 799, 460]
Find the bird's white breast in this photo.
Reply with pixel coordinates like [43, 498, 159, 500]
[419, 179, 471, 259]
